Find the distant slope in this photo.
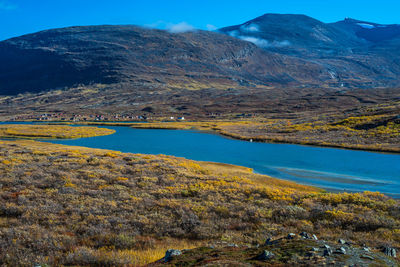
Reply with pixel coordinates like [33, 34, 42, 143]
[0, 25, 330, 95]
[219, 14, 364, 52]
[219, 14, 400, 88]
[331, 18, 400, 43]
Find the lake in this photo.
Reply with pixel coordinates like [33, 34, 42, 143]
[34, 125, 400, 197]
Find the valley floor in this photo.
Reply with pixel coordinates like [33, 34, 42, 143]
[0, 138, 399, 266]
[14, 97, 398, 153]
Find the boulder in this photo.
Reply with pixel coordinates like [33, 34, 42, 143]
[287, 233, 296, 239]
[323, 247, 333, 256]
[264, 238, 273, 245]
[164, 249, 182, 262]
[254, 250, 275, 261]
[361, 254, 374, 260]
[300, 232, 311, 239]
[336, 247, 346, 254]
[338, 239, 346, 245]
[312, 234, 318, 240]
[383, 247, 397, 258]
[264, 237, 278, 245]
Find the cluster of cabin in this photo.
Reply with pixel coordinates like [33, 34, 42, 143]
[9, 111, 254, 122]
[10, 113, 186, 122]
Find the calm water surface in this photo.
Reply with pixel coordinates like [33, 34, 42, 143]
[34, 125, 400, 197]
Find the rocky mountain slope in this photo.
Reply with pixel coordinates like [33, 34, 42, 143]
[1, 14, 400, 97]
[0, 14, 400, 119]
[220, 14, 400, 89]
[0, 25, 329, 95]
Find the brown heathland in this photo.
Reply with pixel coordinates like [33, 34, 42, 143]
[0, 140, 399, 266]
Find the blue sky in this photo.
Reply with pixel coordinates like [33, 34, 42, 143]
[1, 0, 400, 40]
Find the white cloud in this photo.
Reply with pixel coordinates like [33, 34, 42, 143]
[241, 23, 260, 32]
[144, 21, 196, 34]
[237, 35, 291, 48]
[206, 24, 217, 31]
[239, 36, 270, 48]
[273, 40, 291, 47]
[226, 24, 291, 49]
[0, 1, 17, 10]
[144, 20, 167, 29]
[228, 30, 239, 37]
[167, 22, 195, 33]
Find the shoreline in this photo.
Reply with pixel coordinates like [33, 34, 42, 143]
[2, 120, 400, 154]
[4, 138, 397, 197]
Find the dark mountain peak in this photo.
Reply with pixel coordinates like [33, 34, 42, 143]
[331, 18, 400, 43]
[219, 13, 361, 52]
[218, 14, 400, 89]
[221, 13, 324, 32]
[251, 13, 319, 22]
[335, 18, 382, 28]
[342, 17, 373, 23]
[338, 17, 400, 28]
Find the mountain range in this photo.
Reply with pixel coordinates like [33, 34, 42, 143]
[1, 14, 400, 96]
[0, 14, 400, 118]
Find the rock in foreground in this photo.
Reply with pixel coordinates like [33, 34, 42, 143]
[149, 237, 399, 266]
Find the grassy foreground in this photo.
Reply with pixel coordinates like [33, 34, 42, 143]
[0, 140, 399, 266]
[0, 124, 115, 139]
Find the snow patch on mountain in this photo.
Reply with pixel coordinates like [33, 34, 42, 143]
[357, 23, 375, 29]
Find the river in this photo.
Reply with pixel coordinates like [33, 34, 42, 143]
[37, 125, 400, 197]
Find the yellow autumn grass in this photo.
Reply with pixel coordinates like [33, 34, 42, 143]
[90, 239, 203, 266]
[1, 139, 398, 266]
[0, 124, 115, 139]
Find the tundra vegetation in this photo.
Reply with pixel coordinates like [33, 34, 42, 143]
[0, 124, 115, 139]
[0, 140, 399, 266]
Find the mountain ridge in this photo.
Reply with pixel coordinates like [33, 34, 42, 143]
[0, 14, 400, 119]
[219, 13, 400, 90]
[0, 24, 334, 95]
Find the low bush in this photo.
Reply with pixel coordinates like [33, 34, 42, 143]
[0, 140, 398, 266]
